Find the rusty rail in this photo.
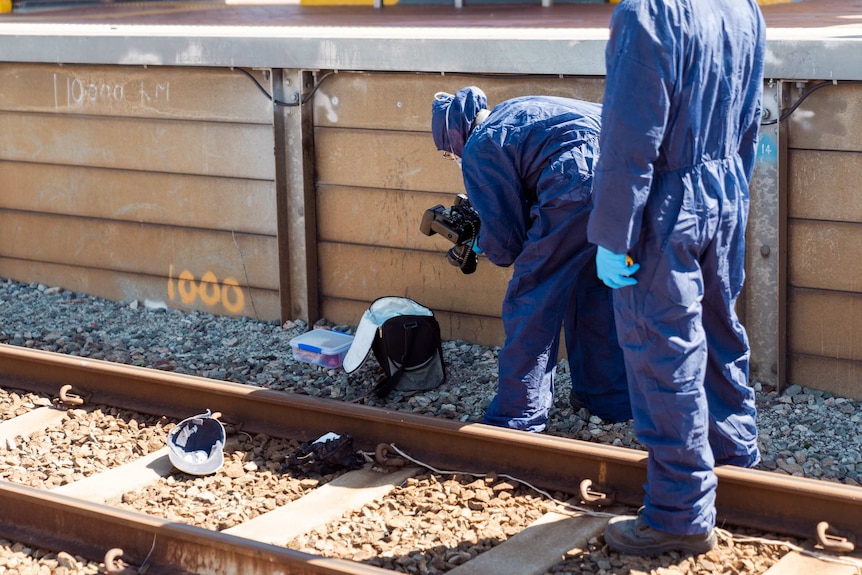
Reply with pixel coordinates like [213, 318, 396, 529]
[1, 344, 861, 552]
[0, 481, 388, 575]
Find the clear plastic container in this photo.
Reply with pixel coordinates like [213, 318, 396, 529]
[289, 329, 354, 369]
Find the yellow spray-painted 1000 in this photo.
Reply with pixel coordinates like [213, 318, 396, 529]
[167, 264, 245, 313]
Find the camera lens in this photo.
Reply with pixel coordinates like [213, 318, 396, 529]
[447, 245, 478, 275]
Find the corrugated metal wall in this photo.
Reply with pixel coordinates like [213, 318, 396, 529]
[0, 64, 280, 319]
[786, 83, 862, 397]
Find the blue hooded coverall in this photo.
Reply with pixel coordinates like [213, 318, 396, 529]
[432, 88, 632, 432]
[587, 0, 766, 534]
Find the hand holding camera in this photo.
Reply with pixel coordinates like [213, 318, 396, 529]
[419, 194, 482, 275]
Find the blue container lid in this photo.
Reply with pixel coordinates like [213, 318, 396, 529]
[289, 329, 354, 355]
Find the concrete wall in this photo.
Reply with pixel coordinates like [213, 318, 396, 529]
[0, 64, 280, 319]
[786, 82, 862, 397]
[311, 72, 605, 345]
[2, 59, 862, 400]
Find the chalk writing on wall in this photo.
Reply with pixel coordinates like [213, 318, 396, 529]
[54, 73, 170, 108]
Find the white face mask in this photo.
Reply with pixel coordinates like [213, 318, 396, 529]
[444, 97, 462, 167]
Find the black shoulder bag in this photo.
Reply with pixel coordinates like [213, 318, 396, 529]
[371, 314, 446, 398]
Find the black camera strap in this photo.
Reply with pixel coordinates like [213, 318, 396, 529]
[373, 320, 418, 398]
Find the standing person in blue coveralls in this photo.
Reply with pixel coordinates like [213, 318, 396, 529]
[430, 86, 632, 433]
[587, 0, 766, 556]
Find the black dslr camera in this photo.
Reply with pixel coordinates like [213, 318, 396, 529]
[419, 194, 481, 275]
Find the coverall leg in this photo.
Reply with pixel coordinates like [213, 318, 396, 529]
[611, 162, 758, 535]
[566, 255, 632, 422]
[484, 176, 629, 431]
[702, 170, 759, 468]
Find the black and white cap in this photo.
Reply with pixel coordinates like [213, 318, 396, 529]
[167, 410, 225, 475]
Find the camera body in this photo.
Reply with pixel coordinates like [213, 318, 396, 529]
[419, 194, 481, 274]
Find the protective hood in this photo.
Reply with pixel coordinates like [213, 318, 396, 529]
[432, 86, 488, 157]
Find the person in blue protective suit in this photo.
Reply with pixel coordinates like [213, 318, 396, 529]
[587, 0, 766, 556]
[431, 86, 632, 433]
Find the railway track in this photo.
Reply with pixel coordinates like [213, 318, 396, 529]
[1, 345, 861, 574]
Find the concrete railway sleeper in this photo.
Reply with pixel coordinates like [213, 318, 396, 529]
[0, 347, 861, 574]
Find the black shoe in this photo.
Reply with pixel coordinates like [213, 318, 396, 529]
[604, 511, 717, 557]
[570, 391, 586, 411]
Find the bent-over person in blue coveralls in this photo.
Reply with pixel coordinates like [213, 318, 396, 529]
[431, 86, 632, 433]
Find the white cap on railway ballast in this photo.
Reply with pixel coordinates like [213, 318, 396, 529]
[342, 297, 434, 373]
[167, 410, 225, 475]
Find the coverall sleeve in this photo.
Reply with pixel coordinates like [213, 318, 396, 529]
[738, 25, 766, 184]
[738, 101, 761, 184]
[462, 142, 530, 268]
[587, 2, 675, 254]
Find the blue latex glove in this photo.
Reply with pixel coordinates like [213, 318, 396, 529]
[471, 241, 483, 255]
[596, 246, 640, 289]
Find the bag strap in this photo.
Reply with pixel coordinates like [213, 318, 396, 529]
[373, 320, 419, 398]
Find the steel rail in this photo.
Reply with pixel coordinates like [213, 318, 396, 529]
[1, 345, 861, 549]
[0, 480, 390, 575]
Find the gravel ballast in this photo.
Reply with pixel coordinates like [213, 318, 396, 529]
[3, 277, 862, 575]
[1, 276, 861, 488]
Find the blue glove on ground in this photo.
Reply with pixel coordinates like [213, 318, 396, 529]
[471, 241, 483, 255]
[596, 246, 640, 289]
